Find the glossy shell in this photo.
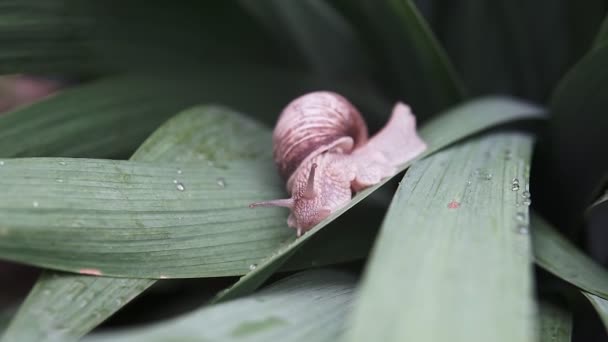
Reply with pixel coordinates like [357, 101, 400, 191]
[272, 91, 369, 185]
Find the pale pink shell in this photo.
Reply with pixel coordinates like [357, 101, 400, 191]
[272, 91, 368, 184]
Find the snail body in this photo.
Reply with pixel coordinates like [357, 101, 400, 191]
[250, 91, 426, 236]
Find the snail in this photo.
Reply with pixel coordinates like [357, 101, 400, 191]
[250, 91, 427, 236]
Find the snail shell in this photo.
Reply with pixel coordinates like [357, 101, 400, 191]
[251, 91, 427, 236]
[273, 91, 368, 191]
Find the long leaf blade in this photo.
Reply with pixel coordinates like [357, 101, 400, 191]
[214, 97, 545, 302]
[346, 133, 537, 342]
[531, 213, 608, 300]
[1, 274, 153, 342]
[0, 97, 545, 279]
[83, 270, 355, 342]
[335, 0, 466, 118]
[0, 68, 389, 159]
[583, 292, 608, 334]
[1, 105, 279, 341]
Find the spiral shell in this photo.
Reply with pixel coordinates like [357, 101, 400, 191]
[272, 91, 368, 186]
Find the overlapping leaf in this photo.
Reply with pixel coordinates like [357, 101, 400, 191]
[0, 68, 389, 159]
[84, 270, 355, 342]
[214, 97, 545, 302]
[346, 133, 537, 342]
[332, 0, 466, 119]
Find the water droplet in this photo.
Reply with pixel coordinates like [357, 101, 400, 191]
[216, 177, 226, 188]
[176, 183, 185, 191]
[172, 179, 178, 184]
[249, 264, 257, 271]
[517, 225, 529, 234]
[515, 212, 525, 222]
[485, 173, 493, 180]
[522, 191, 531, 198]
[177, 169, 183, 175]
[0, 161, 4, 166]
[511, 178, 520, 191]
[59, 161, 67, 166]
[56, 178, 64, 183]
[523, 198, 532, 206]
[466, 180, 472, 186]
[32, 201, 39, 208]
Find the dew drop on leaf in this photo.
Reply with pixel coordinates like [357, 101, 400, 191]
[176, 183, 185, 191]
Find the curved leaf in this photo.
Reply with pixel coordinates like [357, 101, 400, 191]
[2, 104, 290, 341]
[0, 106, 288, 278]
[583, 292, 608, 334]
[240, 0, 371, 77]
[531, 213, 608, 300]
[1, 274, 153, 342]
[334, 0, 466, 118]
[0, 1, 274, 74]
[544, 42, 608, 232]
[346, 133, 537, 342]
[214, 97, 545, 302]
[84, 270, 355, 342]
[0, 68, 389, 159]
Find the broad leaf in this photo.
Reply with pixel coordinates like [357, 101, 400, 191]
[0, 106, 287, 278]
[214, 97, 545, 302]
[346, 133, 537, 342]
[84, 270, 355, 342]
[0, 97, 544, 279]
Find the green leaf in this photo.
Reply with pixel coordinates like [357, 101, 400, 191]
[333, 0, 466, 118]
[214, 97, 545, 302]
[583, 292, 608, 334]
[0, 106, 290, 278]
[543, 42, 608, 231]
[538, 301, 572, 342]
[346, 133, 537, 342]
[1, 274, 154, 342]
[0, 68, 389, 159]
[0, 1, 274, 74]
[84, 270, 354, 342]
[429, 1, 603, 101]
[1, 105, 257, 341]
[239, 0, 371, 77]
[531, 213, 608, 300]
